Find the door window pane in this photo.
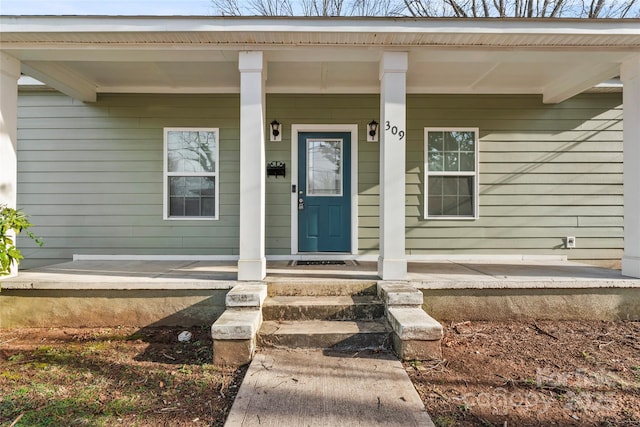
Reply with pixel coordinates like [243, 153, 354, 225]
[307, 139, 343, 196]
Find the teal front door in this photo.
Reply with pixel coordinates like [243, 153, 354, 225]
[298, 132, 351, 252]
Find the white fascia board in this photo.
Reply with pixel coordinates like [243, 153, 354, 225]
[21, 62, 96, 102]
[2, 16, 639, 36]
[542, 62, 621, 104]
[410, 48, 635, 63]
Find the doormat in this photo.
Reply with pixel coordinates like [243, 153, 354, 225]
[293, 260, 349, 266]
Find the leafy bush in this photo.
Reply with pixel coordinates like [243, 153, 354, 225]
[0, 205, 42, 276]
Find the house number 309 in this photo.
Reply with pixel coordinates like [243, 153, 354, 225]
[385, 121, 405, 140]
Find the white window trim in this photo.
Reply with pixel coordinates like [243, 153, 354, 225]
[424, 127, 479, 220]
[163, 127, 220, 221]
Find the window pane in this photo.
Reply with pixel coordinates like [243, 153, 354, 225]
[428, 176, 443, 195]
[202, 197, 215, 216]
[427, 133, 444, 172]
[428, 152, 443, 172]
[167, 130, 217, 173]
[444, 132, 460, 151]
[444, 152, 459, 172]
[307, 139, 342, 196]
[459, 152, 475, 171]
[427, 196, 443, 216]
[428, 176, 474, 217]
[169, 196, 184, 216]
[445, 132, 459, 151]
[442, 196, 459, 216]
[185, 197, 200, 216]
[185, 177, 202, 197]
[428, 132, 444, 152]
[168, 176, 216, 218]
[201, 177, 215, 196]
[458, 196, 473, 216]
[459, 176, 473, 196]
[170, 176, 185, 196]
[442, 177, 458, 195]
[458, 131, 475, 152]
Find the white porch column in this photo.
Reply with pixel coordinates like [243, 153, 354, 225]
[237, 51, 266, 280]
[378, 52, 408, 280]
[622, 57, 640, 278]
[0, 54, 21, 276]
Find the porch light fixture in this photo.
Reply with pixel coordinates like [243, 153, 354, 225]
[367, 120, 379, 142]
[270, 120, 282, 142]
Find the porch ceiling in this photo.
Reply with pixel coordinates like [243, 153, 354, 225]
[2, 16, 639, 103]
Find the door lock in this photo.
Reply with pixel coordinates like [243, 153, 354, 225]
[298, 198, 305, 210]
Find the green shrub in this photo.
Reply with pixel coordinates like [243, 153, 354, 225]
[0, 205, 42, 276]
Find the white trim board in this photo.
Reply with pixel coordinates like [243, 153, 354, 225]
[73, 254, 239, 261]
[290, 124, 359, 256]
[74, 254, 568, 262]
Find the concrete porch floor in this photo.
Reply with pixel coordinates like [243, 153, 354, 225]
[2, 258, 639, 290]
[2, 258, 639, 327]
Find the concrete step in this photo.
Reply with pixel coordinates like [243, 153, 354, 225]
[263, 295, 385, 321]
[266, 280, 378, 297]
[259, 320, 392, 350]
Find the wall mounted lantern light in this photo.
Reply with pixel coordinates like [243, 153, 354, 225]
[367, 119, 379, 142]
[270, 120, 282, 142]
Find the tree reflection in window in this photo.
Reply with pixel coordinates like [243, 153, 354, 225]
[165, 129, 218, 219]
[307, 139, 342, 196]
[167, 131, 216, 173]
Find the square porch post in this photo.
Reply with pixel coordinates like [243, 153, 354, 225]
[378, 52, 408, 280]
[622, 57, 640, 278]
[237, 51, 266, 280]
[0, 53, 21, 276]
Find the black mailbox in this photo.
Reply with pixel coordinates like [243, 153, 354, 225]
[266, 161, 286, 178]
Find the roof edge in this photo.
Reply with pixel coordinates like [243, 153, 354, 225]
[2, 15, 640, 34]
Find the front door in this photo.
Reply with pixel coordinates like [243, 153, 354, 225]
[298, 132, 351, 252]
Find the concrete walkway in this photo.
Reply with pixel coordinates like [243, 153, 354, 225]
[224, 348, 435, 427]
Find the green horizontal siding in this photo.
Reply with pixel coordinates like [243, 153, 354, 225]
[16, 92, 623, 267]
[17, 92, 241, 267]
[406, 93, 623, 264]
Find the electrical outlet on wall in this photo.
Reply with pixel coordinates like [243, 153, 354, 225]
[566, 236, 576, 249]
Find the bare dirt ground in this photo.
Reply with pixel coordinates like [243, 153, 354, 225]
[0, 326, 247, 426]
[407, 320, 640, 427]
[1, 321, 638, 427]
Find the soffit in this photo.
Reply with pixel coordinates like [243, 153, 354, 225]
[2, 16, 639, 102]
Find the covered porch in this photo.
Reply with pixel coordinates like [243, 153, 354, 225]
[1, 17, 640, 280]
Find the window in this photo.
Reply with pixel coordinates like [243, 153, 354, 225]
[306, 138, 343, 196]
[164, 128, 219, 220]
[424, 128, 479, 219]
